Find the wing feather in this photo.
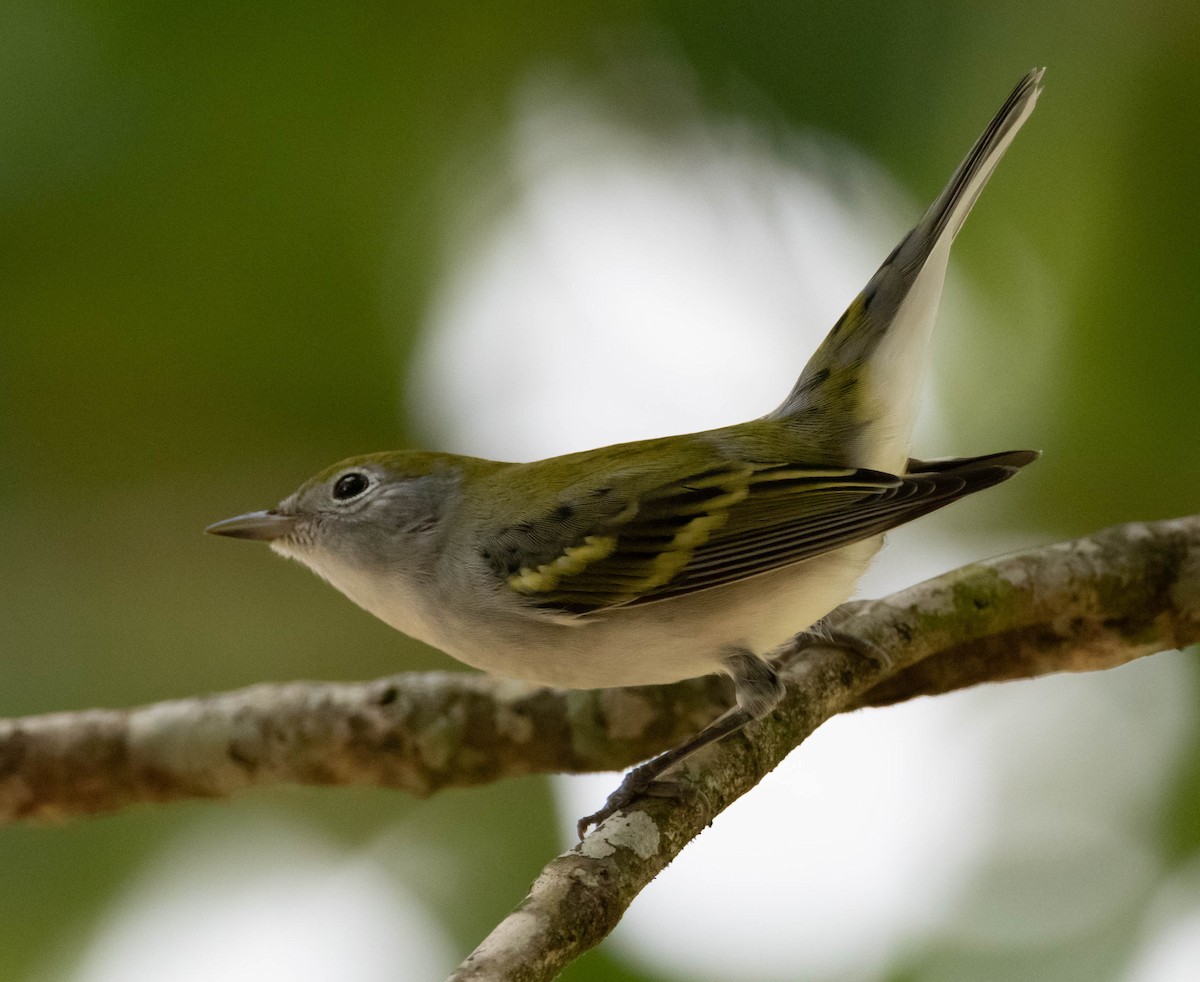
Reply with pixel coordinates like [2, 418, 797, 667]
[491, 450, 1036, 614]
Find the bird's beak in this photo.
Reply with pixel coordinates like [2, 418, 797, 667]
[205, 510, 297, 542]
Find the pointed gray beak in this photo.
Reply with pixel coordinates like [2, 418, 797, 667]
[206, 510, 297, 542]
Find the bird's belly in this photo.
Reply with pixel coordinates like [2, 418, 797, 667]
[435, 539, 881, 690]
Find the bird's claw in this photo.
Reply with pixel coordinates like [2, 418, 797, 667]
[576, 769, 681, 839]
[779, 624, 893, 672]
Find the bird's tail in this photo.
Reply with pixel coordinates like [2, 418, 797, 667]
[769, 69, 1044, 472]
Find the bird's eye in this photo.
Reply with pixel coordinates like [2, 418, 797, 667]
[332, 472, 371, 501]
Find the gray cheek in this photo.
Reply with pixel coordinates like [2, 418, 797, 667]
[332, 520, 431, 576]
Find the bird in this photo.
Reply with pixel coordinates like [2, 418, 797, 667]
[208, 68, 1044, 837]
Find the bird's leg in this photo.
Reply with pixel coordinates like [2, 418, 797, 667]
[576, 628, 892, 838]
[576, 650, 784, 839]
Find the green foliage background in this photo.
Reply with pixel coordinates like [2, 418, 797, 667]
[2, 1, 1198, 978]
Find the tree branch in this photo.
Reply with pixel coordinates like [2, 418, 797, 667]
[1, 517, 1198, 978]
[0, 670, 733, 823]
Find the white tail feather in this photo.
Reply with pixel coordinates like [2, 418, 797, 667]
[771, 69, 1044, 473]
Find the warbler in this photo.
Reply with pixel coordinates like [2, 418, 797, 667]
[209, 69, 1043, 835]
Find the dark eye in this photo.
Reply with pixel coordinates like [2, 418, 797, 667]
[332, 472, 371, 501]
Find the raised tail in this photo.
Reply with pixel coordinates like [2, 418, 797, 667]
[769, 69, 1044, 472]
[916, 68, 1044, 248]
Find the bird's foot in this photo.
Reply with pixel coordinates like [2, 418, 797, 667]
[778, 623, 893, 672]
[576, 761, 682, 839]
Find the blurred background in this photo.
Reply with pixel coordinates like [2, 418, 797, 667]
[2, 1, 1199, 980]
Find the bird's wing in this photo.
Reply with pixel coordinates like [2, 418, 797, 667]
[484, 450, 1036, 615]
